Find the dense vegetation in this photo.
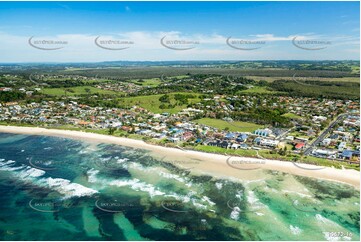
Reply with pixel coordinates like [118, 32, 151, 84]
[0, 91, 26, 102]
[270, 80, 360, 100]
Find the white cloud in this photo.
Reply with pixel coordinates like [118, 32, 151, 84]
[0, 31, 358, 62]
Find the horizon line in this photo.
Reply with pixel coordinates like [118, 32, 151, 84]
[0, 59, 360, 65]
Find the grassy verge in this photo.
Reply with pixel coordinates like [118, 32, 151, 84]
[193, 145, 359, 170]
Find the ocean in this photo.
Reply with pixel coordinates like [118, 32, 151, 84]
[0, 132, 359, 241]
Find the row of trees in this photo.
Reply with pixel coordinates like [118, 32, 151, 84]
[0, 91, 26, 102]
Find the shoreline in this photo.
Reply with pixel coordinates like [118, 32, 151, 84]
[0, 125, 359, 189]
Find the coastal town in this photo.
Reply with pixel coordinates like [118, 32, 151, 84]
[0, 1, 360, 241]
[0, 71, 359, 168]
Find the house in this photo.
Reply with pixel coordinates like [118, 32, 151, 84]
[294, 143, 305, 150]
[254, 128, 272, 137]
[322, 138, 331, 147]
[225, 132, 236, 140]
[240, 143, 249, 150]
[182, 131, 194, 141]
[352, 150, 360, 158]
[330, 134, 339, 140]
[312, 149, 337, 157]
[286, 136, 294, 141]
[25, 91, 34, 96]
[337, 127, 345, 132]
[121, 126, 131, 132]
[219, 141, 231, 149]
[340, 150, 353, 160]
[312, 116, 327, 122]
[207, 140, 220, 147]
[168, 137, 180, 143]
[294, 137, 308, 143]
[231, 143, 241, 149]
[338, 142, 347, 151]
[253, 137, 262, 145]
[260, 139, 280, 148]
[236, 133, 248, 142]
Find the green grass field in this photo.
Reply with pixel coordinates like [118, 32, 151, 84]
[240, 86, 279, 94]
[42, 86, 121, 96]
[119, 92, 201, 114]
[128, 75, 190, 87]
[195, 118, 263, 132]
[129, 78, 162, 87]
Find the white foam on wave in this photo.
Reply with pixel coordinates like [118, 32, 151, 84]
[109, 178, 165, 198]
[315, 214, 335, 224]
[39, 177, 98, 199]
[109, 176, 214, 211]
[165, 192, 192, 203]
[201, 196, 215, 206]
[0, 159, 45, 177]
[289, 225, 302, 235]
[1, 159, 97, 199]
[283, 190, 312, 198]
[235, 190, 243, 200]
[0, 160, 24, 172]
[0, 164, 24, 171]
[19, 167, 46, 178]
[87, 168, 100, 183]
[117, 158, 129, 164]
[215, 182, 223, 190]
[0, 159, 16, 167]
[191, 198, 207, 210]
[87, 165, 213, 211]
[159, 171, 187, 184]
[243, 179, 265, 186]
[166, 190, 215, 211]
[126, 162, 147, 171]
[246, 190, 267, 211]
[125, 161, 192, 187]
[87, 168, 165, 199]
[230, 207, 241, 220]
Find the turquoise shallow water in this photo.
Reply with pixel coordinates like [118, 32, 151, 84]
[0, 132, 359, 241]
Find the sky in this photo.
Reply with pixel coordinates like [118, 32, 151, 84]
[0, 1, 359, 62]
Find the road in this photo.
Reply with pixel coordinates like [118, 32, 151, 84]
[303, 113, 348, 155]
[29, 74, 39, 85]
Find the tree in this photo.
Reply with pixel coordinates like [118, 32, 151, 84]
[159, 94, 170, 103]
[108, 127, 116, 135]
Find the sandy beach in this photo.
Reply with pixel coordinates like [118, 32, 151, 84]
[0, 125, 359, 189]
